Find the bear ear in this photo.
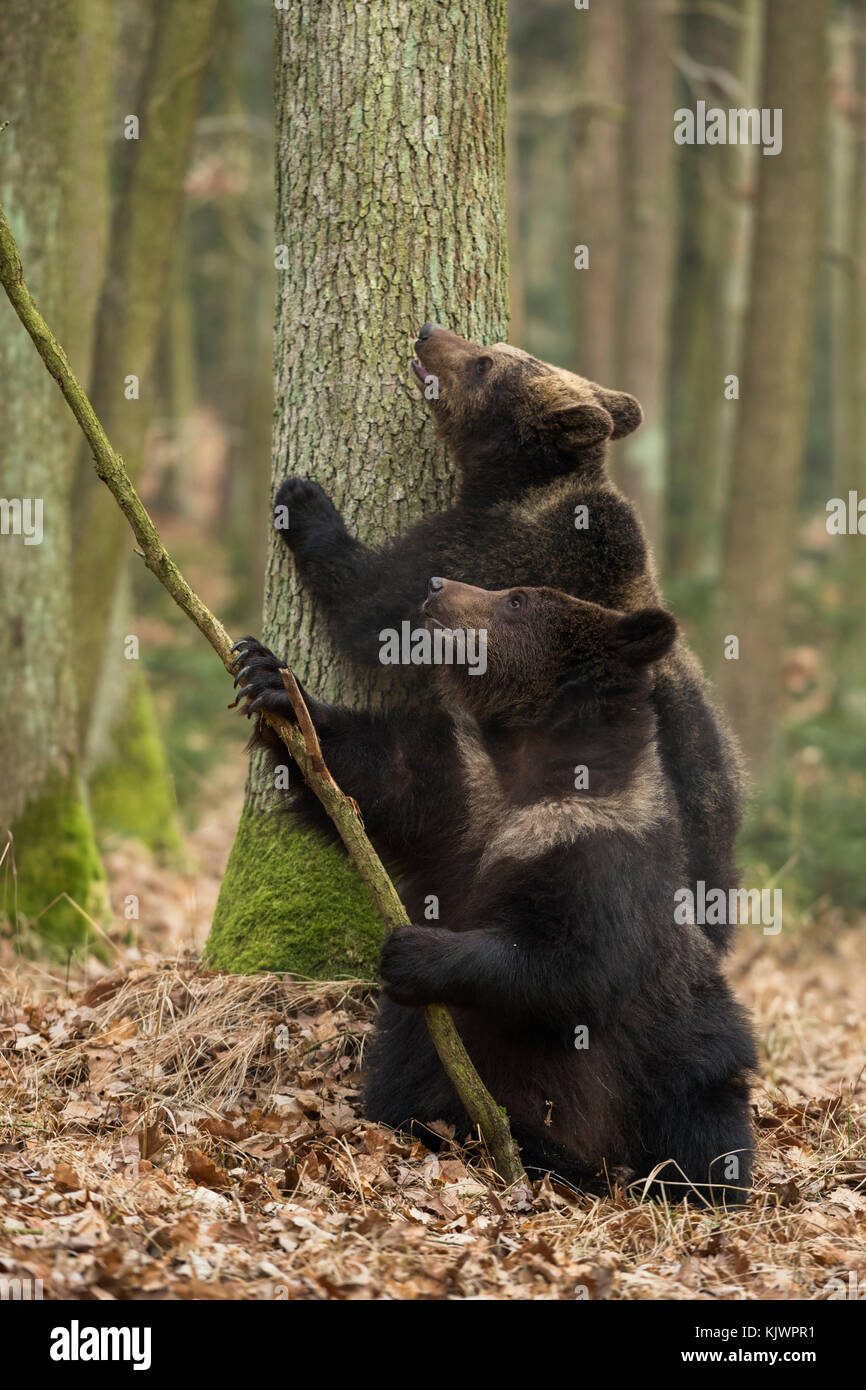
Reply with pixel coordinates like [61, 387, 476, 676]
[606, 608, 677, 667]
[592, 387, 643, 440]
[549, 401, 614, 448]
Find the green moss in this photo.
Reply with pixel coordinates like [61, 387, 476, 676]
[9, 767, 109, 952]
[205, 805, 383, 978]
[89, 670, 183, 856]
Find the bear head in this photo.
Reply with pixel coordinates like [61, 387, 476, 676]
[422, 576, 676, 723]
[410, 323, 642, 495]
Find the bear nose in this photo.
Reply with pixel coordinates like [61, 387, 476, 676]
[428, 576, 446, 595]
[417, 322, 440, 341]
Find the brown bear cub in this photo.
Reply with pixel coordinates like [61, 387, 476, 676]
[232, 580, 756, 1204]
[274, 325, 744, 951]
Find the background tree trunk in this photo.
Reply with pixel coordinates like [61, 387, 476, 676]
[70, 0, 218, 847]
[71, 0, 217, 735]
[507, 0, 575, 366]
[832, 2, 866, 501]
[207, 0, 509, 976]
[666, 0, 751, 584]
[715, 0, 830, 770]
[571, 0, 625, 387]
[849, 1, 866, 524]
[614, 0, 675, 554]
[0, 0, 111, 945]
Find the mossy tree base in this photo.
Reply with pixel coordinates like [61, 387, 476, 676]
[88, 667, 183, 857]
[8, 766, 108, 951]
[205, 805, 383, 978]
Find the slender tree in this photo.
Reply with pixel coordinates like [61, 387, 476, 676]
[666, 0, 752, 582]
[507, 0, 576, 365]
[615, 0, 676, 553]
[208, 0, 509, 976]
[715, 0, 831, 769]
[571, 0, 626, 387]
[832, 0, 866, 513]
[849, 1, 866, 523]
[0, 0, 112, 942]
[71, 0, 218, 839]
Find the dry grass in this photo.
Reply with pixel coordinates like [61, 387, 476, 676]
[1, 924, 865, 1301]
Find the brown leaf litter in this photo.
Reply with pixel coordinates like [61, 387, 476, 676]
[1, 924, 865, 1301]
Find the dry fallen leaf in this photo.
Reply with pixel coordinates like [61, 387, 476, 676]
[185, 1147, 232, 1190]
[53, 1162, 81, 1193]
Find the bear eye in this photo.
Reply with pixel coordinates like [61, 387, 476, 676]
[507, 593, 524, 610]
[475, 356, 492, 376]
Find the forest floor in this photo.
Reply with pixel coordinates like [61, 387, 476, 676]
[1, 756, 865, 1301]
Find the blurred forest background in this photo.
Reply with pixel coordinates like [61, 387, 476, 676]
[1, 0, 864, 959]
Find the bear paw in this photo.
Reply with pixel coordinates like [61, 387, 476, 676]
[274, 476, 345, 558]
[229, 637, 294, 720]
[379, 926, 443, 1007]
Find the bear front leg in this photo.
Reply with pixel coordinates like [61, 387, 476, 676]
[275, 477, 354, 560]
[380, 923, 577, 1030]
[379, 925, 529, 1011]
[230, 636, 330, 726]
[379, 926, 470, 1008]
[274, 476, 371, 599]
[273, 477, 412, 663]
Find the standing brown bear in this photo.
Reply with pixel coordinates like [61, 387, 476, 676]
[274, 324, 744, 950]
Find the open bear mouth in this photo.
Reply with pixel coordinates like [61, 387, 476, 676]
[411, 357, 433, 387]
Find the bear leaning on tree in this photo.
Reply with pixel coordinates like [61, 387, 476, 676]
[231, 579, 756, 1203]
[273, 324, 745, 952]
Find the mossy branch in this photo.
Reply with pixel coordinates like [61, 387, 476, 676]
[0, 199, 527, 1187]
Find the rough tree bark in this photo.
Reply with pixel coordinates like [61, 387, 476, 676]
[207, 0, 509, 976]
[0, 0, 111, 945]
[715, 0, 831, 770]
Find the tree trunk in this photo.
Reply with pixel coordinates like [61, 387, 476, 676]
[507, 0, 576, 365]
[715, 0, 830, 771]
[571, 0, 625, 387]
[207, 0, 509, 976]
[850, 3, 866, 514]
[68, 0, 217, 849]
[0, 0, 111, 945]
[71, 0, 218, 747]
[666, 0, 751, 582]
[832, 3, 866, 505]
[615, 0, 675, 554]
